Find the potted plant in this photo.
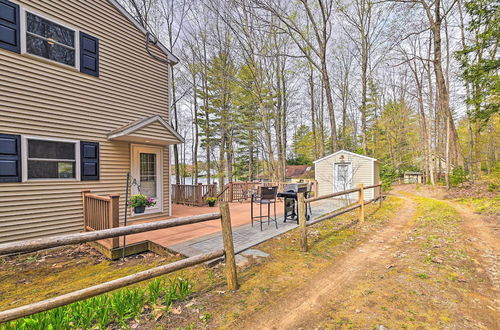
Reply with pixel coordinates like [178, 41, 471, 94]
[129, 194, 156, 214]
[206, 197, 217, 207]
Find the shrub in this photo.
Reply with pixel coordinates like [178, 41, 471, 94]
[449, 166, 468, 187]
[380, 163, 397, 191]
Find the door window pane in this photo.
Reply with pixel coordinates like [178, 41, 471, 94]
[140, 153, 157, 198]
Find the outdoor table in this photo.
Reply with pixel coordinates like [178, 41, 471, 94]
[277, 191, 311, 223]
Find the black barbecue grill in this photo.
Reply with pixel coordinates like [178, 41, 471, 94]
[277, 183, 311, 223]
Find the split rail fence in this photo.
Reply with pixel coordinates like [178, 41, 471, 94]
[0, 204, 238, 324]
[297, 182, 384, 252]
[0, 181, 382, 324]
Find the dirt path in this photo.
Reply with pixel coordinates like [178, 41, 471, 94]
[237, 192, 417, 329]
[445, 200, 499, 291]
[235, 187, 499, 329]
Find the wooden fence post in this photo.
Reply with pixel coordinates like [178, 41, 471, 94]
[358, 184, 365, 223]
[219, 203, 238, 290]
[379, 181, 383, 207]
[197, 183, 203, 206]
[109, 195, 120, 248]
[298, 192, 308, 252]
[228, 182, 234, 203]
[81, 190, 91, 231]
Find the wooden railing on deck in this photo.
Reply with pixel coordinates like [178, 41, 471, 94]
[171, 183, 217, 206]
[82, 190, 120, 248]
[216, 181, 295, 203]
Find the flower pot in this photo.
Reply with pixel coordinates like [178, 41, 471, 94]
[134, 206, 146, 214]
[208, 201, 216, 207]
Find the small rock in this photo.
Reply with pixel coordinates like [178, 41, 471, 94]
[379, 325, 388, 330]
[171, 306, 182, 314]
[432, 258, 443, 264]
[355, 309, 361, 313]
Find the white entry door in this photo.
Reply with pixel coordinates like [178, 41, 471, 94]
[131, 145, 163, 215]
[334, 163, 352, 192]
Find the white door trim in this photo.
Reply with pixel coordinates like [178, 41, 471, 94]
[131, 144, 163, 216]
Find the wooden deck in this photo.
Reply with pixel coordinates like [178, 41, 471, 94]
[95, 201, 285, 258]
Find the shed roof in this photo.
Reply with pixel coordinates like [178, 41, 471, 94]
[313, 150, 377, 164]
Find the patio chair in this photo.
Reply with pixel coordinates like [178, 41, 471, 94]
[251, 186, 278, 231]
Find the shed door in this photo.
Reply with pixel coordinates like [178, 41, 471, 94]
[334, 163, 352, 192]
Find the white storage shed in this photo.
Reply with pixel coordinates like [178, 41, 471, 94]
[314, 150, 380, 201]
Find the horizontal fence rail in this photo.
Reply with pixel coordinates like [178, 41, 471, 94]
[0, 213, 222, 256]
[298, 182, 384, 252]
[0, 203, 238, 324]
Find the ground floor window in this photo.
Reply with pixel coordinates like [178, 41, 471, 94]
[23, 137, 79, 180]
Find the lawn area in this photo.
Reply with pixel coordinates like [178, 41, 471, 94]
[0, 197, 402, 329]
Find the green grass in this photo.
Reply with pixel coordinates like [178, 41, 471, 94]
[456, 196, 500, 215]
[1, 278, 192, 329]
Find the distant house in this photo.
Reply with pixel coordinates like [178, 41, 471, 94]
[314, 150, 380, 201]
[285, 165, 313, 181]
[0, 0, 183, 243]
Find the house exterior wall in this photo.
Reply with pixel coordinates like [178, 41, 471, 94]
[0, 0, 173, 243]
[315, 152, 375, 201]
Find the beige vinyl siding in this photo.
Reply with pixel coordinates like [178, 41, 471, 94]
[315, 152, 375, 201]
[0, 0, 173, 243]
[129, 122, 180, 143]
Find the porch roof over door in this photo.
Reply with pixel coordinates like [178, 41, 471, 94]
[107, 115, 184, 145]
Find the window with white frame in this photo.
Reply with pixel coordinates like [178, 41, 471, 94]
[23, 10, 77, 67]
[24, 138, 79, 180]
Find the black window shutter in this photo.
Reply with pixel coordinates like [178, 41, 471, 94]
[0, 0, 20, 53]
[79, 32, 99, 77]
[0, 133, 21, 182]
[81, 141, 99, 181]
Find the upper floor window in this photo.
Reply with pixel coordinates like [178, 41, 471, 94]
[25, 12, 76, 67]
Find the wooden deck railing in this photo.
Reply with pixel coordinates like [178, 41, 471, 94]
[297, 182, 384, 252]
[216, 181, 317, 203]
[0, 204, 237, 324]
[171, 183, 217, 206]
[82, 191, 120, 249]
